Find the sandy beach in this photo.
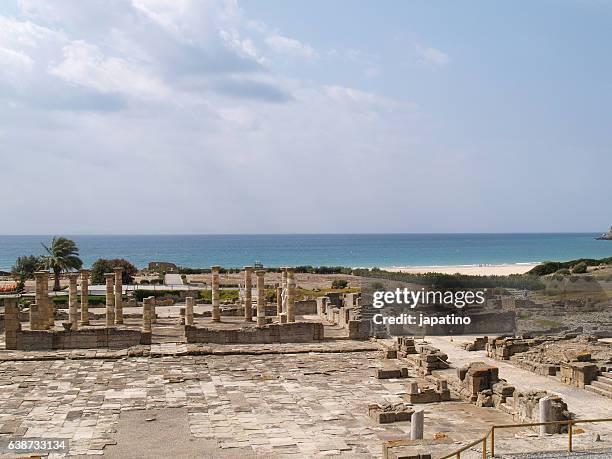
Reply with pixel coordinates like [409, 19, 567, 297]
[383, 264, 537, 276]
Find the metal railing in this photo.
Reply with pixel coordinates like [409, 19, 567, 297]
[438, 417, 612, 459]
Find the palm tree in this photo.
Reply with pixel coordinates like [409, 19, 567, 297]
[41, 237, 83, 291]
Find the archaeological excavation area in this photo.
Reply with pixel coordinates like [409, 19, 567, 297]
[0, 267, 611, 458]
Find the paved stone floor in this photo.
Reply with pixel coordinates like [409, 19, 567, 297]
[0, 337, 610, 458]
[0, 350, 527, 458]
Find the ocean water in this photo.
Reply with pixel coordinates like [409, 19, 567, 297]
[1, 233, 611, 271]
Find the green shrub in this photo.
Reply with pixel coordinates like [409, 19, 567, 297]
[91, 258, 138, 284]
[353, 268, 545, 290]
[134, 289, 181, 302]
[572, 262, 587, 274]
[331, 279, 348, 289]
[554, 268, 570, 275]
[198, 289, 239, 302]
[52, 295, 106, 305]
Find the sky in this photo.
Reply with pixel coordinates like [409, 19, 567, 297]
[1, 0, 611, 234]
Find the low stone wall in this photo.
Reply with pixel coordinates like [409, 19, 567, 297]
[11, 328, 150, 351]
[559, 362, 599, 388]
[184, 322, 324, 344]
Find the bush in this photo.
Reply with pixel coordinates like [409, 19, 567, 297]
[331, 279, 348, 289]
[52, 295, 106, 305]
[198, 289, 239, 302]
[572, 262, 588, 274]
[353, 268, 545, 290]
[91, 259, 138, 285]
[554, 268, 571, 275]
[133, 289, 181, 302]
[529, 257, 612, 276]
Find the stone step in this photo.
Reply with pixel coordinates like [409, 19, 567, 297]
[593, 375, 612, 388]
[591, 380, 612, 392]
[602, 371, 612, 378]
[585, 384, 612, 399]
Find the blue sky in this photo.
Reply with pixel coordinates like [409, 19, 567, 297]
[0, 1, 611, 234]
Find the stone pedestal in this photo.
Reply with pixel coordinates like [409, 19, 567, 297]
[256, 270, 266, 326]
[142, 296, 153, 332]
[211, 266, 221, 322]
[276, 286, 282, 317]
[68, 273, 79, 331]
[281, 267, 288, 313]
[34, 271, 50, 330]
[114, 267, 124, 324]
[29, 303, 39, 331]
[3, 296, 20, 350]
[185, 297, 194, 326]
[410, 409, 424, 440]
[286, 268, 296, 322]
[105, 273, 115, 327]
[539, 395, 554, 435]
[244, 266, 253, 322]
[408, 382, 419, 395]
[80, 269, 90, 325]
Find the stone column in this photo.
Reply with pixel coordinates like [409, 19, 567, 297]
[185, 297, 194, 326]
[142, 296, 153, 333]
[80, 269, 90, 325]
[281, 267, 288, 313]
[244, 266, 253, 322]
[286, 267, 296, 322]
[410, 409, 424, 440]
[151, 297, 157, 324]
[34, 271, 51, 329]
[408, 382, 419, 395]
[3, 296, 20, 350]
[539, 395, 554, 436]
[114, 267, 123, 325]
[105, 273, 115, 327]
[211, 266, 221, 322]
[256, 270, 266, 326]
[29, 302, 39, 331]
[276, 286, 282, 317]
[68, 273, 79, 331]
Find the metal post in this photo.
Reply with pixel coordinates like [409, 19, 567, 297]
[568, 420, 573, 452]
[491, 428, 495, 457]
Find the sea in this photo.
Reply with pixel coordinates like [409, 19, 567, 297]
[1, 233, 611, 271]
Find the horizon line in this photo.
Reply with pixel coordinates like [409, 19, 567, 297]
[0, 231, 603, 237]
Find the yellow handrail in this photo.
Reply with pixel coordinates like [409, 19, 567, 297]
[437, 417, 612, 459]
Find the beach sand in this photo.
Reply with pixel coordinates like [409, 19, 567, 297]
[383, 264, 537, 276]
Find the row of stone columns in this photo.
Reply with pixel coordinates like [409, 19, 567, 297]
[104, 267, 124, 327]
[29, 269, 94, 331]
[206, 266, 297, 325]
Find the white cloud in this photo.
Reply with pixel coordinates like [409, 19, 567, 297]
[417, 45, 450, 65]
[0, 0, 428, 234]
[265, 33, 318, 59]
[49, 41, 169, 101]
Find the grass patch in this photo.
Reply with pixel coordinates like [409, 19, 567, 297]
[535, 319, 563, 328]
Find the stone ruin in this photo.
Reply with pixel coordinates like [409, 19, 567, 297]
[414, 345, 449, 375]
[3, 265, 330, 350]
[397, 336, 418, 356]
[376, 367, 410, 379]
[452, 361, 572, 433]
[404, 380, 450, 404]
[461, 336, 487, 351]
[368, 403, 414, 424]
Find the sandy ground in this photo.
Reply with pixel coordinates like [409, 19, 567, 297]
[383, 264, 537, 276]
